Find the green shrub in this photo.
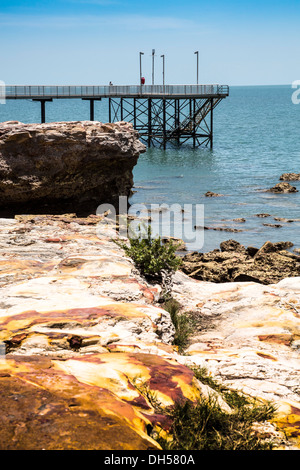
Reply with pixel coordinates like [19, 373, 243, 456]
[155, 365, 276, 450]
[156, 394, 275, 450]
[116, 225, 182, 279]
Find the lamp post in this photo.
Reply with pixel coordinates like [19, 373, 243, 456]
[161, 54, 165, 86]
[152, 49, 155, 85]
[139, 52, 144, 84]
[194, 51, 199, 85]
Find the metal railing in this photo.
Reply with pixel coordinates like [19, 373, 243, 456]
[5, 84, 229, 99]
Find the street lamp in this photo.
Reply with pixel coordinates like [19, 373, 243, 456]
[194, 51, 199, 85]
[152, 49, 155, 85]
[139, 52, 144, 84]
[161, 54, 165, 86]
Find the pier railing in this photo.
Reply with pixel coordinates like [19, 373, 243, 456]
[5, 84, 229, 99]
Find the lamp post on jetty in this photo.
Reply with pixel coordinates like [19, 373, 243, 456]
[152, 49, 155, 85]
[194, 51, 199, 85]
[139, 52, 144, 84]
[161, 54, 165, 86]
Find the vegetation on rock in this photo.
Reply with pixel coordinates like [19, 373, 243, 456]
[117, 225, 182, 279]
[163, 298, 194, 353]
[135, 365, 277, 450]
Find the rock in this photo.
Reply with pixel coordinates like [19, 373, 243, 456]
[274, 217, 295, 223]
[0, 121, 146, 216]
[255, 213, 271, 217]
[0, 216, 299, 449]
[170, 271, 300, 448]
[267, 182, 298, 193]
[181, 240, 299, 285]
[279, 173, 300, 181]
[0, 214, 223, 450]
[195, 225, 243, 232]
[220, 239, 246, 253]
[204, 191, 223, 197]
[263, 223, 283, 228]
[256, 240, 294, 253]
[161, 236, 186, 251]
[246, 246, 259, 257]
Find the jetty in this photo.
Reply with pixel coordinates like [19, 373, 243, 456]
[5, 84, 229, 148]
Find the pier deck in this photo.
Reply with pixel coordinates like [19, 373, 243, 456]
[4, 84, 229, 148]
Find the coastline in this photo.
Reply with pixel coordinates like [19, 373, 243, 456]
[0, 213, 299, 450]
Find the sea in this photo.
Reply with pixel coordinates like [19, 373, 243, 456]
[1, 85, 300, 253]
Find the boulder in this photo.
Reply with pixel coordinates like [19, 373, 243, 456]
[279, 173, 300, 181]
[0, 120, 146, 216]
[181, 240, 300, 284]
[204, 191, 223, 197]
[267, 182, 298, 193]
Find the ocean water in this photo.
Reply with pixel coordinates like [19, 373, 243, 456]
[1, 85, 299, 252]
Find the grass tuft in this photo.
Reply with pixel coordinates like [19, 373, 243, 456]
[163, 299, 194, 353]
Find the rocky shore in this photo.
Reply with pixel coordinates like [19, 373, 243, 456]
[0, 214, 299, 450]
[181, 239, 300, 284]
[0, 121, 146, 216]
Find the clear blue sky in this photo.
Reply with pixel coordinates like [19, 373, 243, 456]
[1, 0, 300, 86]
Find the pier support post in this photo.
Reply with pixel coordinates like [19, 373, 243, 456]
[133, 98, 136, 128]
[192, 99, 196, 148]
[120, 98, 123, 121]
[162, 98, 166, 150]
[32, 99, 53, 124]
[82, 98, 101, 121]
[105, 94, 222, 149]
[210, 97, 213, 149]
[148, 98, 152, 147]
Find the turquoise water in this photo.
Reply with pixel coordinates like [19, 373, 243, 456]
[1, 85, 299, 252]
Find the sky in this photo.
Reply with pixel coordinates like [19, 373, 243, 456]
[1, 0, 300, 86]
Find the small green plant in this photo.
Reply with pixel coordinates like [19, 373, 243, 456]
[154, 365, 277, 450]
[116, 224, 182, 279]
[156, 394, 276, 450]
[131, 366, 276, 450]
[163, 299, 194, 353]
[131, 376, 164, 413]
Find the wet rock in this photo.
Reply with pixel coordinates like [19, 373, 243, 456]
[195, 225, 243, 232]
[279, 173, 300, 181]
[263, 223, 283, 228]
[204, 191, 224, 197]
[267, 182, 298, 193]
[274, 217, 295, 223]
